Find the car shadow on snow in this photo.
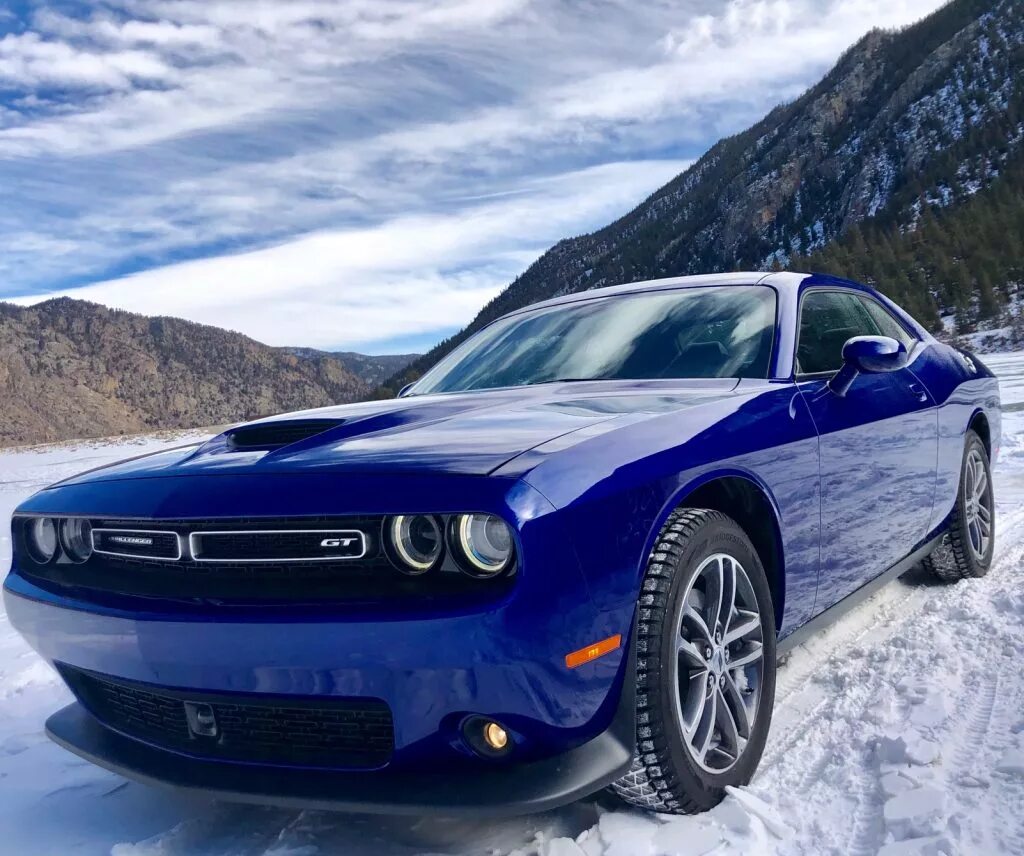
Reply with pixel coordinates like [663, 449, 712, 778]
[897, 560, 954, 589]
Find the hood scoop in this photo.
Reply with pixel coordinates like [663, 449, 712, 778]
[225, 419, 343, 451]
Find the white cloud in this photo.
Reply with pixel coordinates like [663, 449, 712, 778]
[32, 10, 224, 50]
[0, 0, 950, 350]
[0, 32, 175, 90]
[12, 160, 692, 348]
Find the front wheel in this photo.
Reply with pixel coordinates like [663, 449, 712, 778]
[611, 508, 776, 814]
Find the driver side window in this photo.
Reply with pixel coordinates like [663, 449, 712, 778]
[797, 291, 879, 375]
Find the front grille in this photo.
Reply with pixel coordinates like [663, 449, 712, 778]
[190, 529, 366, 562]
[17, 516, 513, 605]
[60, 665, 394, 770]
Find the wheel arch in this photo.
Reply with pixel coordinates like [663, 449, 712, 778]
[651, 470, 786, 632]
[968, 409, 991, 457]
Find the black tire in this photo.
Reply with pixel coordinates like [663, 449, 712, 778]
[610, 508, 777, 814]
[923, 429, 995, 582]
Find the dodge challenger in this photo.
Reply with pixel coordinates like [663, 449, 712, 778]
[3, 271, 1000, 815]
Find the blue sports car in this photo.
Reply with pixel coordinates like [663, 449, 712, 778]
[4, 272, 1000, 815]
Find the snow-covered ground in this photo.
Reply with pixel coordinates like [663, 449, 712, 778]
[2, 356, 1024, 855]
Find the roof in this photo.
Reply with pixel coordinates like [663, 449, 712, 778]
[502, 271, 812, 318]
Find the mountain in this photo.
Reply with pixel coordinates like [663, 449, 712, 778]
[794, 145, 1024, 344]
[0, 298, 368, 447]
[284, 348, 420, 388]
[383, 0, 1024, 393]
[331, 351, 420, 387]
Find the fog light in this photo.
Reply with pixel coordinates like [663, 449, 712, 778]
[463, 716, 513, 758]
[483, 721, 508, 751]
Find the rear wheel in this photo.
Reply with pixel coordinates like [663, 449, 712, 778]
[924, 429, 994, 582]
[611, 508, 776, 814]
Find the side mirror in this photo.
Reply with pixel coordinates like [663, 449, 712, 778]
[397, 382, 416, 398]
[828, 336, 908, 397]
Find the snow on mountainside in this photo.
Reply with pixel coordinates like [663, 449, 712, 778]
[0, 351, 1023, 854]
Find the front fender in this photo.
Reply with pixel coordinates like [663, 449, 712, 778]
[518, 382, 821, 638]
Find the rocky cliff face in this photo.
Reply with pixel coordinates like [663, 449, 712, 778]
[386, 0, 1023, 391]
[0, 299, 368, 447]
[284, 348, 419, 388]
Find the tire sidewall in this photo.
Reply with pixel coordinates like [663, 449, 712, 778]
[656, 514, 777, 808]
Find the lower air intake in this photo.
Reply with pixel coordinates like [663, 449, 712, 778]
[59, 665, 394, 770]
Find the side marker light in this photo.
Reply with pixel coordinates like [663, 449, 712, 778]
[565, 634, 622, 669]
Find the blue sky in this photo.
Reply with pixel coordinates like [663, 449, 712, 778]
[0, 0, 946, 354]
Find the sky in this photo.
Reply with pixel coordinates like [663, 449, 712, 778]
[0, 0, 949, 354]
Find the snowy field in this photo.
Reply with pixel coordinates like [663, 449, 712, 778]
[2, 355, 1024, 855]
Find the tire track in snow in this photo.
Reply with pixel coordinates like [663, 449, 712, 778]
[980, 659, 1024, 855]
[996, 785, 1024, 856]
[763, 585, 926, 773]
[948, 671, 997, 779]
[792, 736, 837, 793]
[767, 485, 1024, 775]
[760, 697, 830, 771]
[773, 585, 921, 707]
[845, 756, 884, 856]
[757, 490, 1024, 853]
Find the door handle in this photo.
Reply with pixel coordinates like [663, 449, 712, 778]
[908, 382, 928, 403]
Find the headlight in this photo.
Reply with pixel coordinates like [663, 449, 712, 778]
[453, 513, 514, 577]
[25, 517, 58, 564]
[59, 518, 93, 563]
[387, 514, 443, 574]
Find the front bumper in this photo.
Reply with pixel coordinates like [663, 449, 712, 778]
[5, 470, 640, 813]
[4, 574, 636, 815]
[46, 674, 634, 816]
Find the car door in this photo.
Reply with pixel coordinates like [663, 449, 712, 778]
[796, 289, 938, 612]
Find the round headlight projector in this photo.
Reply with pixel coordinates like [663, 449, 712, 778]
[386, 513, 514, 577]
[455, 513, 513, 576]
[26, 517, 58, 564]
[388, 514, 443, 574]
[60, 518, 93, 563]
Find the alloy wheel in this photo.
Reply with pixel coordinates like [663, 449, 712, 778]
[673, 553, 764, 774]
[963, 448, 992, 562]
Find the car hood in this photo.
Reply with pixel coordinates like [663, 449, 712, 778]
[53, 379, 742, 486]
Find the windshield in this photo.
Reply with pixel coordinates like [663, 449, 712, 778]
[412, 285, 777, 395]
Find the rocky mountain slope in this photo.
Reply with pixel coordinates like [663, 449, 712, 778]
[284, 349, 419, 388]
[385, 0, 1024, 392]
[0, 299, 368, 447]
